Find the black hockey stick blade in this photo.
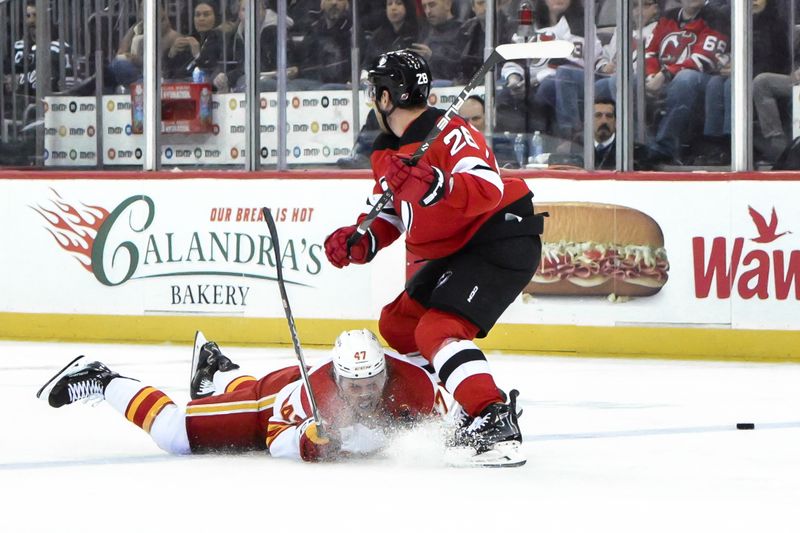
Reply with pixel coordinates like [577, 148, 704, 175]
[262, 207, 325, 432]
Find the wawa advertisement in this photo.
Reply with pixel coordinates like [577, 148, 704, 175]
[1, 177, 799, 331]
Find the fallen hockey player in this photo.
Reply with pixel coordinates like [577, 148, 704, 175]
[37, 329, 524, 466]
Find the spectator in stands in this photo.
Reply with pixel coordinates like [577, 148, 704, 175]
[699, 0, 789, 165]
[288, 0, 323, 36]
[593, 97, 616, 169]
[460, 94, 487, 131]
[770, 134, 800, 169]
[214, 0, 302, 92]
[752, 66, 799, 164]
[458, 94, 518, 166]
[497, 0, 521, 32]
[361, 0, 420, 72]
[459, 0, 513, 83]
[359, 0, 391, 33]
[298, 0, 353, 87]
[7, 0, 74, 95]
[497, 0, 606, 142]
[453, 0, 475, 21]
[1, 0, 69, 166]
[337, 109, 381, 168]
[411, 0, 464, 84]
[594, 0, 660, 101]
[109, 3, 180, 90]
[639, 0, 729, 166]
[218, 0, 241, 37]
[163, 0, 224, 82]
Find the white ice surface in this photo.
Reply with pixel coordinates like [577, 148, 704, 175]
[2, 340, 799, 533]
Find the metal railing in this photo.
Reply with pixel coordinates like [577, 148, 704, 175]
[1, 0, 797, 172]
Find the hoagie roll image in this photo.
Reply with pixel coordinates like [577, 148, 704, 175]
[527, 202, 669, 297]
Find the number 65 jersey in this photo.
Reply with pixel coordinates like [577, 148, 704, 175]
[369, 107, 532, 260]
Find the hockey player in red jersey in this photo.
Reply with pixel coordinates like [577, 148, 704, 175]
[37, 329, 442, 462]
[265, 329, 441, 460]
[640, 0, 729, 165]
[324, 50, 545, 466]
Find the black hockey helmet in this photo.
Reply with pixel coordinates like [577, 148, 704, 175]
[366, 50, 431, 108]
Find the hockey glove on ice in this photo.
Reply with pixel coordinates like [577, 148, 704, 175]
[298, 419, 341, 462]
[385, 155, 447, 207]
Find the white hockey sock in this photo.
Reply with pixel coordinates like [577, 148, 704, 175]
[104, 377, 145, 415]
[149, 404, 191, 455]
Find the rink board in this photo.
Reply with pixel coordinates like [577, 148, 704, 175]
[2, 170, 800, 360]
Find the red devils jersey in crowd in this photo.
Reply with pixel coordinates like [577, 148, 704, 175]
[267, 353, 442, 461]
[644, 6, 729, 77]
[368, 108, 531, 259]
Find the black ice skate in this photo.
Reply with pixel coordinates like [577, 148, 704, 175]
[445, 389, 526, 468]
[36, 356, 120, 408]
[190, 330, 240, 400]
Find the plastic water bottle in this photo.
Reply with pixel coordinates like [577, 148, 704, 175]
[199, 87, 210, 120]
[529, 131, 544, 164]
[192, 66, 206, 83]
[513, 133, 526, 168]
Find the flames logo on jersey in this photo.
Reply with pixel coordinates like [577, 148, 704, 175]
[658, 31, 697, 65]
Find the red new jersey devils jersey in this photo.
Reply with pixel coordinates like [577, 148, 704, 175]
[368, 108, 531, 259]
[644, 7, 729, 77]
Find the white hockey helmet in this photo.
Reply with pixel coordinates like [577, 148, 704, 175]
[332, 329, 386, 379]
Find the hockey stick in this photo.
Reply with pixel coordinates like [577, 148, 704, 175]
[262, 207, 325, 433]
[346, 40, 574, 249]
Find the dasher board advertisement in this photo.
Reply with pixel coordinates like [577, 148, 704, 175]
[1, 179, 403, 319]
[1, 176, 799, 331]
[43, 87, 480, 167]
[503, 178, 800, 330]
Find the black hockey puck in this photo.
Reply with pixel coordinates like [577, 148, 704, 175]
[736, 423, 755, 430]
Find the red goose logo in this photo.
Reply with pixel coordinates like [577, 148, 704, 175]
[693, 206, 799, 300]
[748, 205, 791, 243]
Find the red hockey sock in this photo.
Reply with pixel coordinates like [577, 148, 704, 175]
[453, 374, 504, 417]
[415, 310, 503, 417]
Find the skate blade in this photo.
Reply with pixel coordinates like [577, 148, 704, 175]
[444, 440, 526, 468]
[36, 355, 86, 401]
[190, 330, 209, 383]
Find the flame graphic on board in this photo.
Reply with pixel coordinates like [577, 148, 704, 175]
[31, 189, 109, 272]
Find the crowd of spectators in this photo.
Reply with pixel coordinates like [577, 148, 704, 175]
[2, 0, 800, 169]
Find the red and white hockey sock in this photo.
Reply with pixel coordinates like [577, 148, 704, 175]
[431, 340, 503, 417]
[105, 377, 174, 434]
[105, 377, 190, 454]
[213, 369, 255, 395]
